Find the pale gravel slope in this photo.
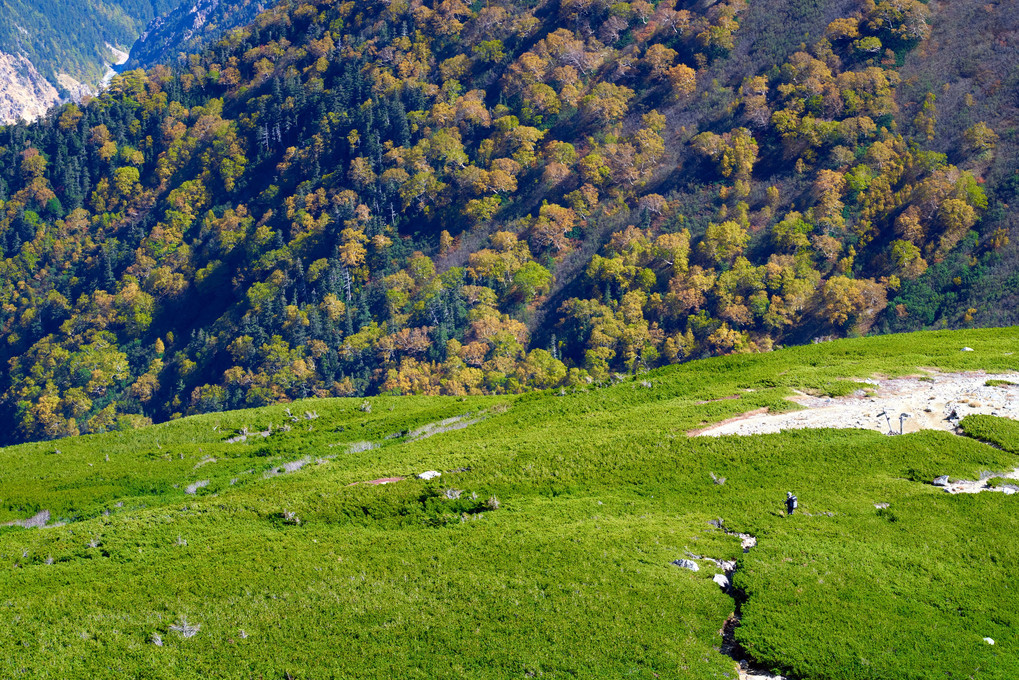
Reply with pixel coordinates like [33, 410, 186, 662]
[696, 371, 1019, 437]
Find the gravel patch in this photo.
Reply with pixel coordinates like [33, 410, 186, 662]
[695, 371, 1019, 437]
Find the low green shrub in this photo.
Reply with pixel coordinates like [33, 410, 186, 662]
[0, 329, 1017, 678]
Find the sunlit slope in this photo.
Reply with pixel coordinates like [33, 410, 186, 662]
[1, 327, 1017, 679]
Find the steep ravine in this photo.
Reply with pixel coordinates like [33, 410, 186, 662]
[0, 51, 61, 124]
[0, 43, 129, 124]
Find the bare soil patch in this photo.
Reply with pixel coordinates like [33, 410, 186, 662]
[695, 371, 1019, 437]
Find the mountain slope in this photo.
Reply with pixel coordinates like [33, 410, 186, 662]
[881, 0, 1019, 332]
[0, 0, 1014, 444]
[1, 329, 1017, 677]
[0, 0, 177, 122]
[124, 0, 267, 70]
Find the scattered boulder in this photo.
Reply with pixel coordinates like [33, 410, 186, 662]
[874, 503, 889, 509]
[961, 347, 975, 352]
[418, 470, 441, 480]
[712, 573, 730, 589]
[671, 559, 699, 571]
[933, 475, 950, 487]
[984, 637, 995, 645]
[5, 509, 50, 528]
[185, 480, 209, 495]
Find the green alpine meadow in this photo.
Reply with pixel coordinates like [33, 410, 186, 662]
[1, 327, 1017, 678]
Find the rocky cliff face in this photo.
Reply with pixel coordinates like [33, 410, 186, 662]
[0, 51, 61, 124]
[0, 42, 131, 125]
[0, 0, 266, 124]
[125, 0, 264, 70]
[0, 0, 175, 123]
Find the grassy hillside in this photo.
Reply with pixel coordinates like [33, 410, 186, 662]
[2, 327, 1018, 678]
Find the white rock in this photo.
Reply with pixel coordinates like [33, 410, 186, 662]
[933, 475, 950, 487]
[712, 573, 730, 589]
[961, 347, 975, 352]
[671, 559, 699, 571]
[417, 470, 441, 480]
[984, 637, 995, 645]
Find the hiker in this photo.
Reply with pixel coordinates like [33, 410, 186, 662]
[786, 492, 797, 515]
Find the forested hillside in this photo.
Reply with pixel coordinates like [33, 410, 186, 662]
[0, 0, 1015, 443]
[125, 0, 268, 71]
